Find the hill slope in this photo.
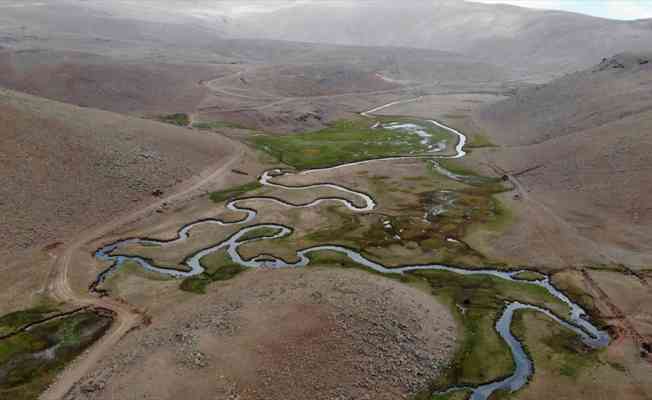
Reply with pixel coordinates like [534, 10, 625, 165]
[0, 49, 233, 116]
[5, 1, 652, 81]
[472, 53, 652, 268]
[0, 88, 237, 255]
[228, 0, 652, 78]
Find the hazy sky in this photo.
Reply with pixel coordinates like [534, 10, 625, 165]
[473, 0, 652, 20]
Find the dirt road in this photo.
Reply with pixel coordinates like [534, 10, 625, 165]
[197, 68, 438, 114]
[40, 141, 245, 400]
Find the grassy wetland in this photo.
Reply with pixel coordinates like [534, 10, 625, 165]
[0, 307, 112, 400]
[251, 118, 456, 169]
[91, 114, 612, 399]
[55, 115, 609, 400]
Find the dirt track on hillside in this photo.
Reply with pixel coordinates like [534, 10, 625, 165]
[40, 146, 245, 400]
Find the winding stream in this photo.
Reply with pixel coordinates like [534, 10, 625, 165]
[93, 99, 608, 399]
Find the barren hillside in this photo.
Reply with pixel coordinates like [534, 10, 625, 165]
[0, 1, 509, 120]
[0, 88, 237, 255]
[4, 1, 652, 81]
[0, 50, 236, 116]
[229, 0, 652, 78]
[477, 53, 652, 145]
[473, 53, 652, 267]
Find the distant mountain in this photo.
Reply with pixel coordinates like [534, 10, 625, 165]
[6, 1, 650, 80]
[227, 0, 652, 78]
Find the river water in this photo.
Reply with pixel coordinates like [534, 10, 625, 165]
[93, 100, 608, 399]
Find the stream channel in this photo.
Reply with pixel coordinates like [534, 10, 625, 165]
[93, 100, 609, 399]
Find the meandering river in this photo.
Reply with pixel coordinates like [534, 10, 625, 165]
[93, 100, 608, 399]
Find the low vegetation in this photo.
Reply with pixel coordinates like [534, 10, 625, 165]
[514, 271, 546, 281]
[237, 226, 283, 243]
[426, 389, 471, 400]
[209, 181, 262, 203]
[304, 256, 592, 399]
[551, 271, 606, 328]
[158, 113, 190, 126]
[306, 251, 403, 280]
[0, 308, 112, 400]
[0, 306, 58, 337]
[466, 133, 497, 149]
[299, 162, 511, 268]
[251, 118, 452, 170]
[431, 159, 506, 190]
[76, 105, 612, 400]
[99, 260, 173, 297]
[180, 251, 246, 294]
[409, 268, 567, 393]
[499, 310, 622, 399]
[192, 121, 246, 130]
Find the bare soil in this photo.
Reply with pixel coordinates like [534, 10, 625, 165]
[63, 268, 456, 400]
[0, 87, 242, 316]
[472, 53, 652, 269]
[0, 49, 238, 116]
[0, 88, 238, 255]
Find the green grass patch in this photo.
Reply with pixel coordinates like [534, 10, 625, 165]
[237, 226, 283, 242]
[250, 118, 452, 170]
[416, 187, 511, 267]
[476, 196, 513, 234]
[304, 205, 361, 243]
[428, 390, 472, 400]
[412, 269, 568, 392]
[0, 310, 112, 399]
[0, 333, 48, 365]
[467, 134, 497, 149]
[541, 326, 600, 379]
[300, 170, 512, 268]
[414, 386, 471, 400]
[431, 160, 506, 191]
[511, 310, 603, 384]
[209, 181, 262, 204]
[180, 251, 247, 294]
[192, 120, 247, 130]
[158, 113, 190, 126]
[436, 160, 479, 177]
[0, 306, 58, 337]
[513, 271, 546, 282]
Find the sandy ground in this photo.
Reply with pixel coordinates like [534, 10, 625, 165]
[63, 267, 456, 400]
